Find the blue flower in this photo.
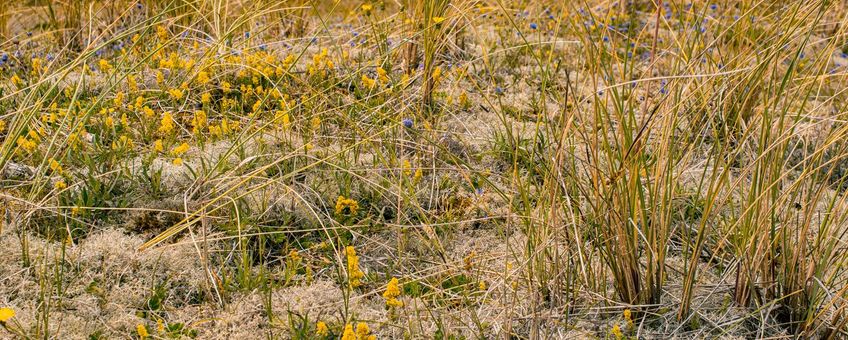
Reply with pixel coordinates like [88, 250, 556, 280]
[402, 118, 414, 128]
[529, 23, 538, 30]
[495, 87, 504, 95]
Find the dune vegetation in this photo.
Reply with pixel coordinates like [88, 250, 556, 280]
[1, 0, 848, 338]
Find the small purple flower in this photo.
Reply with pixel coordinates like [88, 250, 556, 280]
[137, 2, 143, 9]
[495, 86, 504, 95]
[402, 118, 413, 128]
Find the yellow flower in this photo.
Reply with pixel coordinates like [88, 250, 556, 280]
[49, 159, 63, 174]
[341, 324, 356, 340]
[54, 180, 67, 190]
[361, 4, 373, 13]
[464, 251, 475, 271]
[192, 110, 207, 134]
[288, 249, 301, 263]
[382, 277, 403, 307]
[136, 323, 149, 339]
[433, 16, 446, 24]
[413, 168, 423, 182]
[361, 74, 376, 89]
[98, 59, 112, 72]
[168, 88, 184, 101]
[315, 321, 329, 336]
[172, 157, 183, 166]
[432, 66, 442, 83]
[153, 139, 164, 152]
[355, 322, 374, 340]
[158, 111, 175, 134]
[156, 25, 169, 40]
[376, 67, 388, 83]
[197, 71, 210, 84]
[10, 74, 23, 87]
[31, 58, 43, 74]
[128, 75, 138, 92]
[611, 324, 623, 339]
[311, 116, 321, 130]
[143, 106, 155, 119]
[275, 111, 290, 129]
[201, 92, 212, 104]
[458, 91, 469, 107]
[0, 307, 15, 322]
[115, 91, 125, 106]
[16, 136, 37, 153]
[402, 159, 412, 176]
[171, 142, 189, 156]
[335, 196, 359, 216]
[345, 246, 365, 288]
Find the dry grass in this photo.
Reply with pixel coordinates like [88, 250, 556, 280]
[1, 0, 848, 339]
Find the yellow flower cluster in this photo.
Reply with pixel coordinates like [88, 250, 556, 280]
[315, 321, 329, 336]
[168, 88, 185, 101]
[192, 110, 207, 134]
[16, 129, 44, 154]
[361, 74, 376, 89]
[158, 111, 175, 135]
[136, 323, 149, 339]
[341, 322, 375, 340]
[611, 324, 623, 339]
[208, 117, 240, 138]
[308, 48, 334, 78]
[335, 195, 359, 216]
[345, 246, 364, 288]
[170, 142, 189, 165]
[382, 277, 403, 307]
